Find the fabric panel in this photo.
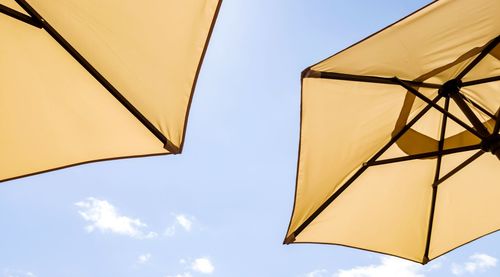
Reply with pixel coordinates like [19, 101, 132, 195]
[288, 78, 408, 235]
[0, 0, 28, 15]
[430, 154, 500, 259]
[0, 16, 165, 181]
[296, 159, 434, 263]
[27, 0, 220, 147]
[312, 0, 500, 85]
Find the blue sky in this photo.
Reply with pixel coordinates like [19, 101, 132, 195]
[1, 1, 500, 276]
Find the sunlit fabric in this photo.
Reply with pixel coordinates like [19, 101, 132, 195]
[286, 0, 500, 264]
[0, 0, 221, 182]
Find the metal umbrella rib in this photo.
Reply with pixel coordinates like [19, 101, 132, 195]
[285, 0, 500, 264]
[423, 96, 450, 263]
[288, 95, 443, 242]
[12, 0, 178, 153]
[0, 0, 222, 182]
[0, 3, 40, 27]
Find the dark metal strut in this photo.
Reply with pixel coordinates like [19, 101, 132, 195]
[439, 79, 490, 137]
[0, 3, 41, 27]
[422, 96, 449, 264]
[9, 0, 179, 153]
[435, 150, 485, 187]
[286, 95, 443, 243]
[368, 144, 481, 166]
[394, 78, 484, 139]
[456, 36, 499, 80]
[462, 76, 500, 87]
[290, 36, 500, 244]
[462, 94, 497, 120]
[308, 71, 441, 89]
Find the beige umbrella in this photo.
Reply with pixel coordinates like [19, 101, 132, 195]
[0, 0, 221, 182]
[285, 0, 500, 264]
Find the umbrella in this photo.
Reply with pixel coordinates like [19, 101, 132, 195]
[0, 0, 221, 182]
[285, 0, 500, 264]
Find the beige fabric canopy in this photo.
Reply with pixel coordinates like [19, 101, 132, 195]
[285, 0, 500, 264]
[0, 0, 221, 182]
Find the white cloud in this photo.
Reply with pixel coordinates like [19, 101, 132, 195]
[192, 257, 215, 274]
[334, 257, 425, 277]
[2, 269, 36, 277]
[176, 214, 193, 231]
[305, 269, 328, 277]
[137, 253, 151, 264]
[164, 214, 195, 237]
[75, 197, 157, 239]
[165, 273, 192, 277]
[451, 253, 497, 275]
[167, 257, 214, 277]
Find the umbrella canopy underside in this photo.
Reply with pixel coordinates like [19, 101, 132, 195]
[0, 0, 221, 182]
[286, 0, 500, 264]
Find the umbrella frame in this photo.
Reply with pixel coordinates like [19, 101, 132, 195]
[0, 0, 223, 154]
[0, 0, 222, 182]
[286, 35, 500, 264]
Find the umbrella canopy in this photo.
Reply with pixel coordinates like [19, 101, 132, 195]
[285, 0, 500, 264]
[0, 0, 221, 182]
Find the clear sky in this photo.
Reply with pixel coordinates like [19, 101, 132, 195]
[1, 1, 500, 277]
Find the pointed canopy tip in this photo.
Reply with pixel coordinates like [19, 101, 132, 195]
[283, 233, 296, 245]
[289, 0, 500, 263]
[301, 68, 321, 79]
[164, 141, 181, 154]
[0, 0, 221, 181]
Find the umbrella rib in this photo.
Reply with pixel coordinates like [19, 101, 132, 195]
[288, 95, 442, 240]
[394, 78, 485, 139]
[461, 94, 497, 120]
[423, 97, 450, 264]
[449, 92, 491, 138]
[435, 150, 485, 187]
[456, 36, 500, 80]
[14, 0, 180, 153]
[307, 71, 441, 89]
[462, 76, 500, 87]
[493, 108, 500, 135]
[0, 3, 41, 28]
[368, 144, 481, 166]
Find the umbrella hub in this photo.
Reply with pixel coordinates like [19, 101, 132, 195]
[481, 134, 500, 158]
[438, 79, 462, 97]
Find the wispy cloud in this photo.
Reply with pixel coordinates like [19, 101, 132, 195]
[167, 257, 215, 277]
[304, 269, 327, 277]
[451, 253, 497, 275]
[176, 214, 193, 231]
[165, 273, 192, 277]
[75, 197, 157, 239]
[191, 257, 215, 274]
[2, 269, 36, 277]
[137, 253, 152, 264]
[165, 214, 195, 237]
[334, 256, 425, 277]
